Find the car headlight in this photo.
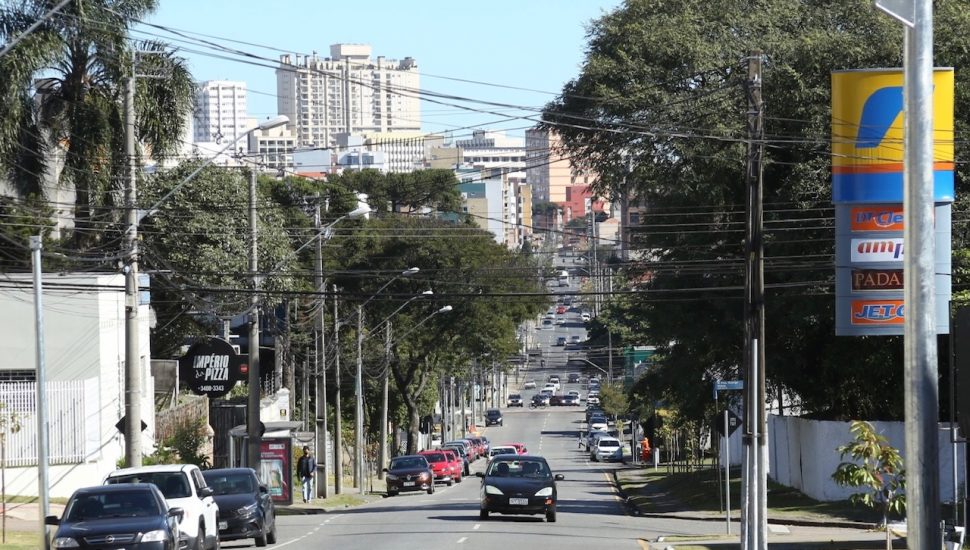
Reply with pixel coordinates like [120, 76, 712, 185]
[236, 503, 258, 518]
[53, 538, 80, 548]
[386, 474, 398, 480]
[141, 529, 169, 542]
[484, 485, 504, 495]
[419, 472, 431, 479]
[534, 487, 554, 497]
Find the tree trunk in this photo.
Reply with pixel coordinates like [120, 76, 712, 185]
[405, 401, 420, 454]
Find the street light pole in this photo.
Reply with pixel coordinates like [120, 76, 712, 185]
[246, 166, 262, 469]
[123, 68, 142, 468]
[356, 305, 364, 493]
[378, 321, 391, 479]
[333, 284, 343, 494]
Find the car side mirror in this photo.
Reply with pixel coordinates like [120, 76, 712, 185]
[259, 485, 269, 494]
[475, 472, 484, 478]
[554, 474, 564, 481]
[44, 515, 60, 526]
[168, 507, 184, 521]
[198, 486, 214, 498]
[382, 468, 388, 473]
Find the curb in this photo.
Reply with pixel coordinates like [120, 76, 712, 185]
[275, 493, 386, 516]
[609, 469, 876, 531]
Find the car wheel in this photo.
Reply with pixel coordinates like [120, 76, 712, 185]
[387, 490, 398, 497]
[427, 482, 435, 495]
[266, 521, 277, 544]
[194, 525, 206, 550]
[546, 507, 557, 523]
[447, 479, 454, 487]
[255, 527, 268, 548]
[480, 509, 489, 520]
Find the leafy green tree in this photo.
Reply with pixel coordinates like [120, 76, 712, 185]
[0, 1, 193, 250]
[832, 420, 905, 549]
[139, 162, 298, 357]
[333, 169, 461, 214]
[597, 383, 628, 420]
[333, 216, 545, 452]
[542, 0, 970, 421]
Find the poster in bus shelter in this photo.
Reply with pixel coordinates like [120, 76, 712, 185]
[259, 438, 293, 505]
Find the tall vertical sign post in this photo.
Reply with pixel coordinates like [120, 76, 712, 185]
[836, 2, 953, 545]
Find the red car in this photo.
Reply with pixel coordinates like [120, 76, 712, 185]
[556, 305, 567, 314]
[505, 442, 528, 455]
[419, 450, 458, 486]
[439, 449, 463, 483]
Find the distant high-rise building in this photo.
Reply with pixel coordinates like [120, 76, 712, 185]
[276, 44, 421, 149]
[193, 80, 252, 145]
[525, 127, 594, 205]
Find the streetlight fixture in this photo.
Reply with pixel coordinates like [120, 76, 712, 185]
[124, 115, 289, 469]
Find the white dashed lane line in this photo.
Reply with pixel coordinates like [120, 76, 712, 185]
[274, 514, 342, 548]
[457, 536, 468, 543]
[473, 523, 481, 530]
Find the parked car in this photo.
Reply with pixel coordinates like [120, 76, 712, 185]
[439, 448, 464, 483]
[581, 312, 591, 322]
[441, 443, 471, 476]
[591, 436, 624, 462]
[201, 468, 276, 547]
[523, 380, 537, 390]
[555, 336, 567, 346]
[587, 395, 601, 405]
[477, 455, 564, 522]
[569, 335, 582, 344]
[104, 464, 220, 550]
[47, 483, 182, 550]
[418, 450, 458, 486]
[445, 439, 476, 462]
[485, 408, 504, 426]
[384, 455, 434, 496]
[507, 393, 524, 407]
[488, 445, 519, 462]
[556, 305, 567, 314]
[568, 373, 580, 383]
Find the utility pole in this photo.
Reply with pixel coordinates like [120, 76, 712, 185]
[246, 167, 262, 470]
[314, 199, 329, 498]
[741, 50, 766, 550]
[355, 305, 364, 493]
[333, 284, 343, 494]
[123, 67, 142, 468]
[378, 322, 391, 479]
[31, 236, 49, 550]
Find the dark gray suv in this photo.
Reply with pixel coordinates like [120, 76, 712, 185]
[484, 409, 504, 426]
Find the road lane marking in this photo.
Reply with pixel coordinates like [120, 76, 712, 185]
[457, 536, 468, 543]
[473, 523, 481, 530]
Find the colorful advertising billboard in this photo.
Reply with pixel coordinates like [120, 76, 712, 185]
[832, 68, 953, 336]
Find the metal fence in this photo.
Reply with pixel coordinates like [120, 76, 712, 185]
[0, 379, 97, 466]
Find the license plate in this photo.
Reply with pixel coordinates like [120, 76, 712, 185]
[403, 481, 415, 487]
[509, 497, 528, 505]
[219, 521, 227, 530]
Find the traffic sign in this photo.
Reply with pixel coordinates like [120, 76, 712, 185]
[714, 380, 743, 392]
[714, 409, 741, 437]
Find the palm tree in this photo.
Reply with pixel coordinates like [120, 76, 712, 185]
[0, 0, 193, 251]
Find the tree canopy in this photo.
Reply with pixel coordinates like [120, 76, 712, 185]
[542, 0, 970, 421]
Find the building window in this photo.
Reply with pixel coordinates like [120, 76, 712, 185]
[0, 370, 36, 383]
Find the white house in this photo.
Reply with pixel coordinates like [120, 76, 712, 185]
[0, 272, 154, 498]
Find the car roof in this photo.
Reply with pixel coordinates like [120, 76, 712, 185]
[202, 468, 255, 476]
[75, 483, 159, 495]
[107, 464, 195, 476]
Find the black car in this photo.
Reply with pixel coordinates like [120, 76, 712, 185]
[477, 455, 563, 522]
[46, 483, 182, 549]
[484, 408, 504, 426]
[202, 467, 276, 547]
[384, 455, 434, 496]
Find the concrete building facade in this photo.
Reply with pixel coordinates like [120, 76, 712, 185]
[276, 44, 420, 149]
[193, 80, 253, 145]
[525, 127, 596, 204]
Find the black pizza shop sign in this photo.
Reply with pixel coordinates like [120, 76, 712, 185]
[178, 337, 246, 398]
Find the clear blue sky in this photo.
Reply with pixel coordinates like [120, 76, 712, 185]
[143, 0, 622, 138]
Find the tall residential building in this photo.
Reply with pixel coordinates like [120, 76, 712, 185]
[525, 127, 596, 204]
[248, 124, 298, 174]
[193, 80, 252, 144]
[276, 44, 421, 149]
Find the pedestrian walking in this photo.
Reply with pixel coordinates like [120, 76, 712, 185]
[297, 446, 316, 503]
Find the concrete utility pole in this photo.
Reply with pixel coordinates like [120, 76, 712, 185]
[123, 68, 142, 468]
[355, 305, 364, 493]
[314, 199, 329, 498]
[333, 285, 343, 494]
[902, 1, 941, 545]
[378, 322, 391, 479]
[246, 167, 262, 470]
[741, 50, 767, 550]
[30, 236, 49, 550]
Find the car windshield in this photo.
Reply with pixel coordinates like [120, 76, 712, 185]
[202, 472, 255, 495]
[106, 472, 191, 499]
[599, 440, 620, 448]
[390, 457, 428, 470]
[490, 447, 516, 456]
[66, 490, 160, 520]
[422, 452, 446, 463]
[487, 460, 550, 478]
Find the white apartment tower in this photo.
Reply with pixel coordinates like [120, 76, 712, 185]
[277, 44, 421, 149]
[193, 80, 251, 144]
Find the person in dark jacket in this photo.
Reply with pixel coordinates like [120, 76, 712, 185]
[297, 446, 316, 503]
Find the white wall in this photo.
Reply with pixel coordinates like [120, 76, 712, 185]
[768, 414, 965, 502]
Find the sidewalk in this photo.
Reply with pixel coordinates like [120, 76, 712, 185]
[613, 466, 907, 549]
[0, 501, 64, 532]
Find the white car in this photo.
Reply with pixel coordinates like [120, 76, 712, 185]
[524, 380, 537, 390]
[581, 312, 591, 322]
[104, 464, 220, 550]
[566, 390, 580, 399]
[591, 437, 624, 462]
[587, 395, 600, 405]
